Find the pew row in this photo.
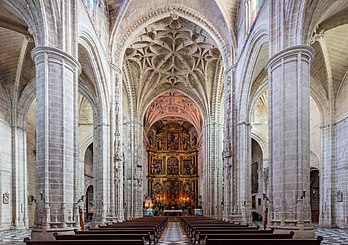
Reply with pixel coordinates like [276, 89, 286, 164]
[54, 233, 150, 243]
[24, 237, 146, 245]
[74, 229, 156, 244]
[204, 236, 324, 245]
[196, 232, 294, 245]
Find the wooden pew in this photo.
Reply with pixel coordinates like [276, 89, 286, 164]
[180, 216, 252, 237]
[190, 229, 274, 245]
[87, 217, 168, 244]
[76, 228, 156, 243]
[100, 217, 168, 237]
[189, 226, 260, 242]
[24, 237, 146, 245]
[196, 232, 294, 245]
[181, 218, 245, 230]
[204, 236, 323, 245]
[54, 233, 150, 243]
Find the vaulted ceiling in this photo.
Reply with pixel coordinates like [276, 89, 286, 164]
[125, 15, 220, 91]
[310, 0, 348, 102]
[0, 1, 33, 122]
[123, 15, 224, 126]
[106, 0, 239, 37]
[144, 92, 202, 134]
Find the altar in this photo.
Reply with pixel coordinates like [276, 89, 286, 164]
[163, 209, 183, 216]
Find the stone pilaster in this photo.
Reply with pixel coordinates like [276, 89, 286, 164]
[267, 45, 314, 238]
[31, 47, 80, 239]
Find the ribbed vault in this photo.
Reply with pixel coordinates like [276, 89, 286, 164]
[144, 91, 202, 135]
[124, 15, 222, 115]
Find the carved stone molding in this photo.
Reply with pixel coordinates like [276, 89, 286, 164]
[310, 26, 325, 44]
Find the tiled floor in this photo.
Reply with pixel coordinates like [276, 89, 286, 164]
[0, 224, 347, 244]
[0, 228, 30, 245]
[315, 227, 348, 245]
[158, 222, 189, 245]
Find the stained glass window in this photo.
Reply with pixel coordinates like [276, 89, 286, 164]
[86, 0, 98, 18]
[246, 0, 262, 32]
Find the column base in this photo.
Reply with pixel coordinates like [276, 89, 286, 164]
[31, 228, 75, 240]
[270, 225, 314, 239]
[11, 222, 27, 229]
[336, 223, 348, 229]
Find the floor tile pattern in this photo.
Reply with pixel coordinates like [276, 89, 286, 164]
[0, 228, 30, 245]
[0, 225, 347, 244]
[315, 227, 348, 245]
[158, 221, 189, 245]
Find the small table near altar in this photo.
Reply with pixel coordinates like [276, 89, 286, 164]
[163, 209, 183, 216]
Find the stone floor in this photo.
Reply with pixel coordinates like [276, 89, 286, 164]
[0, 224, 347, 244]
[158, 221, 189, 245]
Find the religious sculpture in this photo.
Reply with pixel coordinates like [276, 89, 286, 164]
[167, 157, 179, 175]
[183, 160, 195, 175]
[151, 159, 163, 175]
[167, 132, 179, 150]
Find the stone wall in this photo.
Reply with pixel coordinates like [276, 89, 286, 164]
[0, 119, 12, 229]
[26, 101, 36, 228]
[84, 144, 93, 191]
[310, 97, 321, 170]
[334, 68, 348, 227]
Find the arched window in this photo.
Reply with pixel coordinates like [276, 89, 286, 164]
[86, 0, 98, 19]
[245, 0, 262, 32]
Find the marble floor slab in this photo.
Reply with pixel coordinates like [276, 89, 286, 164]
[158, 221, 189, 245]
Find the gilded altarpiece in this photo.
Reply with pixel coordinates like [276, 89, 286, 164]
[147, 124, 199, 209]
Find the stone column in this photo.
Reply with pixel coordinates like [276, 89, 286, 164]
[216, 122, 224, 219]
[11, 125, 28, 228]
[223, 66, 233, 221]
[319, 124, 337, 227]
[112, 65, 124, 222]
[203, 120, 223, 219]
[235, 121, 252, 224]
[93, 122, 111, 225]
[224, 66, 245, 223]
[123, 119, 144, 220]
[267, 45, 314, 238]
[31, 47, 80, 239]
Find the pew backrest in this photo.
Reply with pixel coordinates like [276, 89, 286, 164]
[204, 236, 323, 245]
[54, 233, 150, 241]
[24, 237, 146, 245]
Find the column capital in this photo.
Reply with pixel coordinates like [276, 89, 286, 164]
[310, 27, 325, 44]
[31, 46, 81, 74]
[266, 45, 315, 70]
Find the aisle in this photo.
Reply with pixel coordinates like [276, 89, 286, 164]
[158, 221, 189, 245]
